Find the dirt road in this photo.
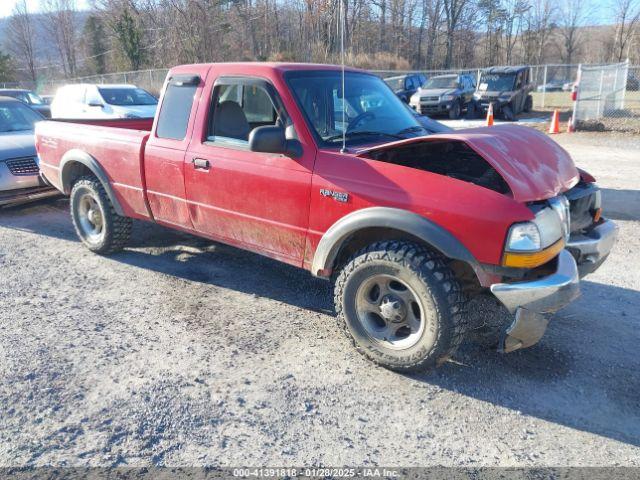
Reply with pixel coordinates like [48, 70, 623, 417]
[0, 133, 638, 467]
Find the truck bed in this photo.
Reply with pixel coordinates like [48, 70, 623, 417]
[36, 118, 153, 220]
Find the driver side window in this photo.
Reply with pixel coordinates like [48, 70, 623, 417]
[208, 82, 280, 146]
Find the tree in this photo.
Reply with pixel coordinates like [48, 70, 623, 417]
[557, 0, 588, 65]
[42, 0, 78, 78]
[442, 0, 470, 68]
[0, 51, 15, 83]
[611, 0, 640, 61]
[82, 15, 108, 75]
[111, 6, 146, 70]
[6, 0, 38, 82]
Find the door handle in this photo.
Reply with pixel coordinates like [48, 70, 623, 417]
[192, 158, 210, 170]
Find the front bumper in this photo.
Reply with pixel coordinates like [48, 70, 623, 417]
[488, 220, 617, 352]
[418, 101, 453, 114]
[490, 250, 580, 352]
[567, 219, 618, 277]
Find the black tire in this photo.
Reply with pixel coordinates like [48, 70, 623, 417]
[448, 100, 461, 119]
[523, 95, 533, 113]
[334, 241, 469, 372]
[465, 100, 477, 119]
[70, 176, 132, 254]
[502, 104, 515, 121]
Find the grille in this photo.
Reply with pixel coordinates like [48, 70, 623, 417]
[421, 96, 440, 102]
[5, 157, 39, 176]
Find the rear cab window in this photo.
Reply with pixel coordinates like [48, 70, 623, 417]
[156, 76, 199, 140]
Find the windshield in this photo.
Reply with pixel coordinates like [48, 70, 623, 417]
[98, 87, 158, 106]
[27, 92, 45, 105]
[288, 71, 424, 146]
[384, 77, 404, 91]
[423, 77, 458, 89]
[0, 102, 42, 132]
[479, 73, 516, 92]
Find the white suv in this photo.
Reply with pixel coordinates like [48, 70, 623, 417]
[50, 84, 158, 119]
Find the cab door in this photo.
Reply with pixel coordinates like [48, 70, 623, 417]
[144, 65, 211, 229]
[184, 76, 314, 266]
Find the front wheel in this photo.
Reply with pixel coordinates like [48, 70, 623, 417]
[449, 101, 461, 119]
[523, 95, 533, 113]
[70, 176, 132, 254]
[334, 241, 469, 372]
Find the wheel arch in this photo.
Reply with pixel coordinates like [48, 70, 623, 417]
[311, 207, 484, 282]
[59, 149, 125, 216]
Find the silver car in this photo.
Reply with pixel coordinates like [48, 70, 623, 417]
[0, 96, 58, 206]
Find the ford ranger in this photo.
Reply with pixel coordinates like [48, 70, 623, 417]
[35, 63, 617, 372]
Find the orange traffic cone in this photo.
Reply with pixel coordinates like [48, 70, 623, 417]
[486, 103, 494, 127]
[566, 116, 575, 133]
[549, 109, 560, 134]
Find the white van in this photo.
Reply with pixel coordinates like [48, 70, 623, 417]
[50, 84, 158, 119]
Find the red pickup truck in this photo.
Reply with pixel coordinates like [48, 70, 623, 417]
[36, 63, 617, 372]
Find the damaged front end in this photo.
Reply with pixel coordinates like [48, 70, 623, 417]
[491, 181, 617, 352]
[356, 128, 617, 353]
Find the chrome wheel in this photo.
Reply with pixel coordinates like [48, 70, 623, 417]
[77, 191, 105, 243]
[355, 274, 425, 350]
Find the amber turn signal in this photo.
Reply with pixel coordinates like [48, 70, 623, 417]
[502, 239, 565, 268]
[593, 208, 602, 223]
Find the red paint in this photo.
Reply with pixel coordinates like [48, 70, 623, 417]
[35, 62, 584, 278]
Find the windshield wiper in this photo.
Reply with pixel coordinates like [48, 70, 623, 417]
[325, 131, 404, 142]
[396, 126, 426, 136]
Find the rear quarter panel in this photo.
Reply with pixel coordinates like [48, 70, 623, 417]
[36, 120, 151, 220]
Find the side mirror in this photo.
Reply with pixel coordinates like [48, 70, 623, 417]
[88, 100, 103, 108]
[249, 125, 302, 158]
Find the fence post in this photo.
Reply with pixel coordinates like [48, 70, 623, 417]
[541, 65, 547, 109]
[123, 72, 127, 84]
[572, 64, 581, 130]
[597, 69, 605, 117]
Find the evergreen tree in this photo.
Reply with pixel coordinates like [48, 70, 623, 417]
[83, 15, 108, 75]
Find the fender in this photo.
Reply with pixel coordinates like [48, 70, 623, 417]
[59, 149, 125, 216]
[311, 206, 480, 278]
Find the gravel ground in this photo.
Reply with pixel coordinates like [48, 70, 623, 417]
[0, 133, 639, 468]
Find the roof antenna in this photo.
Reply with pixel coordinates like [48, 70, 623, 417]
[339, 0, 347, 154]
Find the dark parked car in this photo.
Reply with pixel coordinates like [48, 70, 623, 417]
[0, 97, 57, 206]
[0, 89, 51, 118]
[536, 82, 564, 92]
[384, 73, 427, 103]
[409, 73, 476, 119]
[473, 66, 534, 120]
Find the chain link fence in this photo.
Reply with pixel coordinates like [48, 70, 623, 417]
[8, 62, 639, 133]
[573, 61, 640, 133]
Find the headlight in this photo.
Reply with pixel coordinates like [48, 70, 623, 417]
[502, 220, 565, 268]
[410, 94, 420, 105]
[473, 92, 482, 100]
[441, 95, 455, 101]
[498, 95, 512, 102]
[506, 222, 541, 252]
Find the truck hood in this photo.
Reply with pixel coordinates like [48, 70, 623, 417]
[355, 125, 579, 203]
[417, 87, 456, 97]
[0, 130, 37, 160]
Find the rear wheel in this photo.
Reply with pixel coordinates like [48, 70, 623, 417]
[70, 176, 132, 254]
[334, 241, 469, 372]
[523, 95, 533, 113]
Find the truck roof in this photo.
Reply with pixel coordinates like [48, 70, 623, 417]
[171, 62, 365, 75]
[483, 66, 530, 74]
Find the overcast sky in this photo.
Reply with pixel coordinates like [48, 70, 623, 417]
[0, 0, 90, 18]
[0, 0, 617, 24]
